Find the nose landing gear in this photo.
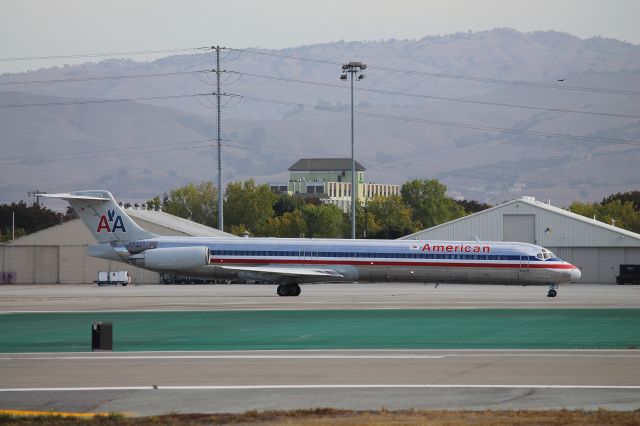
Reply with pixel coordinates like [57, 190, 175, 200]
[547, 283, 558, 298]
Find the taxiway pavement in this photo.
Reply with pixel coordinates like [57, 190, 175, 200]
[1, 350, 639, 415]
[1, 282, 639, 311]
[1, 283, 639, 415]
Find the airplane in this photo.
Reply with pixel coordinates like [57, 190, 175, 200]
[43, 190, 581, 297]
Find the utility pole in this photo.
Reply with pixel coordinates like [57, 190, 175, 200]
[215, 46, 224, 231]
[340, 62, 366, 239]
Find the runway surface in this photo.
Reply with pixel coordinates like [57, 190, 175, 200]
[1, 283, 639, 415]
[1, 350, 640, 415]
[2, 282, 640, 311]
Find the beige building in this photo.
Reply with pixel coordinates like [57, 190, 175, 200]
[271, 158, 399, 212]
[0, 207, 234, 284]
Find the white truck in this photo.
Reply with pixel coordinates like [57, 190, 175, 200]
[96, 271, 131, 286]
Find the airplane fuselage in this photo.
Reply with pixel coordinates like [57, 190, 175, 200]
[92, 236, 580, 286]
[44, 190, 580, 297]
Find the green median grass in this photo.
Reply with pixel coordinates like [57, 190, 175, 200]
[0, 309, 639, 352]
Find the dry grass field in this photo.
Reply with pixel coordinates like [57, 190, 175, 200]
[1, 409, 640, 425]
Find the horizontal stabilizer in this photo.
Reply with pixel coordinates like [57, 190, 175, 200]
[41, 192, 109, 201]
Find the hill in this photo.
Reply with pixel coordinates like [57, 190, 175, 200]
[1, 29, 639, 205]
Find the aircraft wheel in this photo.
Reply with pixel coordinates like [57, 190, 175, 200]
[277, 284, 301, 297]
[292, 284, 301, 296]
[547, 289, 557, 298]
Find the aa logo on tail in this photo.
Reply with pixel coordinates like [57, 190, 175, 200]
[97, 209, 126, 233]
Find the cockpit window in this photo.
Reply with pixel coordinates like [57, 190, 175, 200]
[539, 250, 556, 260]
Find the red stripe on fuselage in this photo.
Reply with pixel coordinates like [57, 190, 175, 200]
[210, 258, 576, 270]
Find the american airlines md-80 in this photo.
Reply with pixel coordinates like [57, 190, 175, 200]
[44, 191, 581, 297]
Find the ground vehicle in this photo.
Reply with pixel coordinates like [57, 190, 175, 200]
[616, 265, 640, 285]
[96, 271, 131, 286]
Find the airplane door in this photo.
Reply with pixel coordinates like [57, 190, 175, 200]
[519, 255, 530, 282]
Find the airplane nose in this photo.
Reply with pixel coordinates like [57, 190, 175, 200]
[569, 265, 581, 282]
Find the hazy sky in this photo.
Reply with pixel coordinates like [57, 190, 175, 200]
[1, 0, 639, 74]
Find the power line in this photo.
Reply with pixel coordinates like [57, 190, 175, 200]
[225, 70, 640, 120]
[0, 138, 217, 166]
[3, 44, 637, 96]
[230, 48, 640, 96]
[0, 70, 211, 86]
[224, 93, 640, 147]
[0, 93, 215, 109]
[0, 47, 212, 62]
[0, 136, 336, 168]
[1, 133, 635, 189]
[216, 137, 639, 186]
[4, 64, 635, 119]
[368, 65, 640, 96]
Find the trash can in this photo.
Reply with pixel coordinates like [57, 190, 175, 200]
[91, 322, 113, 351]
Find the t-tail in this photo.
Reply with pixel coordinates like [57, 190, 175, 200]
[41, 190, 156, 243]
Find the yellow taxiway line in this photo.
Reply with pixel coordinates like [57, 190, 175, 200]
[0, 409, 118, 418]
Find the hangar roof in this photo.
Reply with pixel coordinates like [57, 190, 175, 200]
[400, 196, 640, 248]
[126, 208, 234, 238]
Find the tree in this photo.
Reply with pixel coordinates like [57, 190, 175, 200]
[159, 182, 218, 228]
[602, 191, 640, 211]
[455, 199, 493, 214]
[301, 204, 345, 238]
[356, 203, 382, 239]
[570, 199, 640, 233]
[363, 196, 419, 239]
[224, 179, 277, 235]
[263, 210, 307, 237]
[146, 196, 162, 211]
[273, 193, 303, 217]
[0, 201, 71, 242]
[401, 179, 465, 229]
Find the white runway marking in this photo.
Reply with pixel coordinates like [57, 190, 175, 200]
[1, 350, 638, 361]
[2, 384, 640, 392]
[0, 355, 447, 360]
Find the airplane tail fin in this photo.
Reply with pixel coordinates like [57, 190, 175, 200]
[42, 190, 157, 243]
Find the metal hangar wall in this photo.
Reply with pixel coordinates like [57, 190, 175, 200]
[400, 196, 640, 283]
[0, 208, 235, 284]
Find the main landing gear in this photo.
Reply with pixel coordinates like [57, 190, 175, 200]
[547, 283, 558, 298]
[277, 283, 301, 297]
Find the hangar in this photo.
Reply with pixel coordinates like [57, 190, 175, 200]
[0, 207, 234, 284]
[400, 196, 640, 283]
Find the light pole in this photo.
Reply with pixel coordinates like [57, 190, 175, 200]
[340, 61, 366, 239]
[215, 46, 224, 232]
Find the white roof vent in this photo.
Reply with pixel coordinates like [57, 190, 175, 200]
[521, 196, 536, 202]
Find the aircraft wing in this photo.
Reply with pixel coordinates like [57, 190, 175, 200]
[210, 264, 344, 281]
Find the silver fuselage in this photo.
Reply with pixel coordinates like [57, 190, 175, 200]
[92, 237, 581, 285]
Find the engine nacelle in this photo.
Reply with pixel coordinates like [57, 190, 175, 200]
[143, 246, 209, 270]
